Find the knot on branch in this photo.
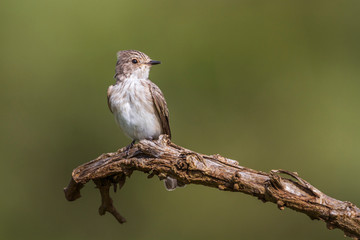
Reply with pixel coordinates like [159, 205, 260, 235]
[266, 170, 323, 204]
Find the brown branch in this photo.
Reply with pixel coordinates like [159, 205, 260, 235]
[64, 135, 360, 239]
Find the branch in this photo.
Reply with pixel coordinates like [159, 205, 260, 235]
[64, 135, 360, 239]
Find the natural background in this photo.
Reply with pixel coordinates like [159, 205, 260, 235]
[1, 0, 359, 239]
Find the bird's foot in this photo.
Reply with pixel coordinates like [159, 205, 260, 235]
[124, 140, 136, 156]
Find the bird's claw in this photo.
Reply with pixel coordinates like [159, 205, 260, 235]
[124, 140, 136, 157]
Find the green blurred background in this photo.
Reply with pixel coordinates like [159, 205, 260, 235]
[1, 0, 359, 239]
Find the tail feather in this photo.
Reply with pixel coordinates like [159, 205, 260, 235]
[164, 177, 186, 191]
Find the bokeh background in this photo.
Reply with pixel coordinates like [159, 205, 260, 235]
[1, 0, 359, 239]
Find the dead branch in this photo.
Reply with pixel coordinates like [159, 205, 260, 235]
[64, 135, 360, 239]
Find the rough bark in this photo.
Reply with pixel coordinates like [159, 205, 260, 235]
[64, 135, 360, 239]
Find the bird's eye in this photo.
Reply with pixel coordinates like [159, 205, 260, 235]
[132, 59, 138, 64]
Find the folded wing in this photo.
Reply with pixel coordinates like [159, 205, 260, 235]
[149, 82, 171, 139]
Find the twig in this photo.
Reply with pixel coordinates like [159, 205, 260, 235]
[64, 135, 360, 239]
[93, 178, 126, 224]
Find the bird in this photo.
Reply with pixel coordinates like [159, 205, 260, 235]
[107, 50, 182, 191]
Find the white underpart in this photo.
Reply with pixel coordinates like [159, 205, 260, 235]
[109, 66, 162, 140]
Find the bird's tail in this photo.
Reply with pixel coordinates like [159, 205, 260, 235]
[164, 177, 186, 191]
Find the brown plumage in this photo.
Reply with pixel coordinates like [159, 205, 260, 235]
[149, 81, 171, 139]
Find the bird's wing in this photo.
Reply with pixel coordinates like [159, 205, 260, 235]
[107, 85, 113, 113]
[149, 82, 171, 139]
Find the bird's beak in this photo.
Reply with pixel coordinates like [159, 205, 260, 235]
[148, 60, 161, 65]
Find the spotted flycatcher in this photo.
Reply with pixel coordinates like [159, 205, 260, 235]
[107, 50, 180, 190]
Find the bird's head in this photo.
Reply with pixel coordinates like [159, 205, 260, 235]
[114, 50, 161, 80]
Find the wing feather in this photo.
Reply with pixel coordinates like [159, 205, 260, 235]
[149, 82, 171, 139]
[107, 85, 114, 113]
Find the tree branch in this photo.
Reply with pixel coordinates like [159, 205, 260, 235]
[64, 135, 360, 239]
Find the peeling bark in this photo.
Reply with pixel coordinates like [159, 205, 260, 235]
[64, 135, 360, 239]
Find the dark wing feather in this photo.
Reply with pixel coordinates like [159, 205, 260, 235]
[149, 82, 171, 139]
[107, 85, 113, 113]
